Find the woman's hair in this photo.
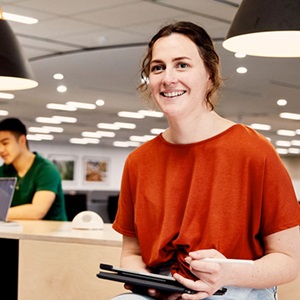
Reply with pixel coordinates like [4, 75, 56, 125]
[138, 21, 222, 110]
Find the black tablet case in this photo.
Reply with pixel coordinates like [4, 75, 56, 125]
[97, 263, 227, 296]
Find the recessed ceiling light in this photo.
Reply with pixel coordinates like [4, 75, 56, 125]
[277, 99, 287, 106]
[53, 73, 64, 80]
[96, 99, 105, 106]
[236, 67, 247, 74]
[57, 85, 67, 93]
[234, 52, 246, 58]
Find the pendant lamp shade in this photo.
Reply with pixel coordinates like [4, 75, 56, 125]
[222, 0, 300, 57]
[0, 12, 38, 91]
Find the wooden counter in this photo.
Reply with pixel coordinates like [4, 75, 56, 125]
[0, 221, 298, 300]
[0, 220, 125, 300]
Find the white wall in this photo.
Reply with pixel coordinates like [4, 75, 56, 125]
[29, 141, 133, 192]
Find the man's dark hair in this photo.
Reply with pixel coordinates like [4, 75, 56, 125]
[0, 117, 27, 140]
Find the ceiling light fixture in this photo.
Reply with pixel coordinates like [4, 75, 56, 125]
[66, 101, 96, 109]
[277, 129, 296, 137]
[3, 11, 38, 24]
[280, 112, 300, 120]
[223, 0, 300, 57]
[46, 103, 77, 111]
[0, 8, 38, 90]
[118, 111, 144, 119]
[0, 92, 14, 99]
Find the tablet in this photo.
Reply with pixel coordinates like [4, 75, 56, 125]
[96, 263, 227, 296]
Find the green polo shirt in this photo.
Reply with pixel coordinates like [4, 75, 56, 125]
[0, 152, 67, 221]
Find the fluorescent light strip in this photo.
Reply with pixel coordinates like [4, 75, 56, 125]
[0, 92, 14, 99]
[28, 127, 51, 134]
[0, 110, 8, 116]
[47, 103, 77, 111]
[97, 131, 115, 137]
[291, 140, 300, 146]
[66, 101, 96, 110]
[150, 128, 166, 134]
[288, 148, 300, 154]
[118, 111, 144, 119]
[36, 117, 61, 124]
[276, 148, 288, 155]
[52, 116, 77, 123]
[82, 132, 102, 138]
[250, 123, 271, 131]
[97, 123, 119, 130]
[114, 122, 136, 129]
[43, 126, 64, 133]
[275, 140, 291, 147]
[138, 110, 164, 118]
[277, 129, 296, 137]
[3, 12, 38, 24]
[279, 112, 300, 120]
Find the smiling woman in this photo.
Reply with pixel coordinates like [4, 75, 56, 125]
[110, 21, 300, 300]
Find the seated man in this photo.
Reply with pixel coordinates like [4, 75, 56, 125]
[0, 117, 67, 221]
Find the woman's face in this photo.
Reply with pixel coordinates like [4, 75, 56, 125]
[149, 33, 212, 119]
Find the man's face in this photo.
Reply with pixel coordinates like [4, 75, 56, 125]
[0, 131, 23, 164]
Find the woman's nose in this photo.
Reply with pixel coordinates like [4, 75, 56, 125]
[162, 68, 177, 86]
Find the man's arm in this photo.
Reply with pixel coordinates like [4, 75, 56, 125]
[7, 190, 55, 220]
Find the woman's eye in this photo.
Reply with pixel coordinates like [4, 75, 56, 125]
[178, 63, 188, 69]
[151, 65, 164, 72]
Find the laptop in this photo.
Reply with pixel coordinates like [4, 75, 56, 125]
[0, 177, 17, 225]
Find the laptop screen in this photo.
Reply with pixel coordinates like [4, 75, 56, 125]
[0, 177, 17, 221]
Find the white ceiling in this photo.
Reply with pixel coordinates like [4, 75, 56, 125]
[1, 0, 300, 153]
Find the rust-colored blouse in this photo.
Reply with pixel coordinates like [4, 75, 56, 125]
[113, 124, 300, 279]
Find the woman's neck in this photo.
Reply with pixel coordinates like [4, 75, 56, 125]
[163, 111, 235, 144]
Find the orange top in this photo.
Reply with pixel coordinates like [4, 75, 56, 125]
[113, 124, 300, 279]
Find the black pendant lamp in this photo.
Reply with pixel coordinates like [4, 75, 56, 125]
[0, 9, 38, 90]
[222, 0, 300, 57]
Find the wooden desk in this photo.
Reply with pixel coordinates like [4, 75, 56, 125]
[0, 220, 125, 300]
[0, 221, 298, 300]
